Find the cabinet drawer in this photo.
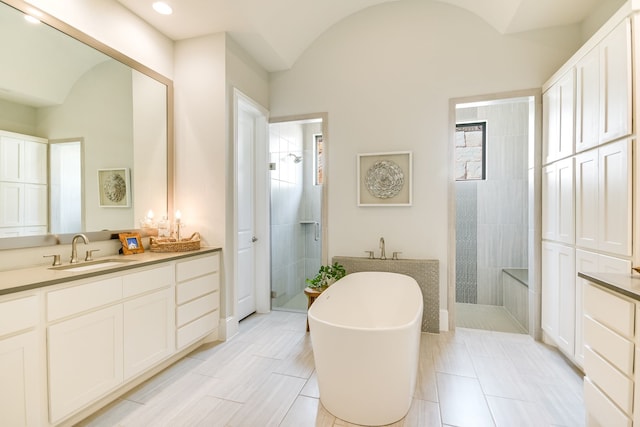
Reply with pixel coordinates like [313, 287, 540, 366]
[585, 346, 633, 414]
[584, 315, 634, 374]
[177, 292, 218, 327]
[123, 264, 174, 298]
[176, 253, 219, 282]
[176, 272, 219, 304]
[47, 277, 122, 322]
[0, 295, 37, 336]
[584, 377, 631, 427]
[584, 282, 634, 338]
[177, 311, 218, 349]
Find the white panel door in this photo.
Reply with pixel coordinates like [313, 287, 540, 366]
[237, 104, 257, 321]
[575, 149, 598, 250]
[557, 69, 575, 160]
[599, 18, 632, 144]
[575, 48, 600, 153]
[598, 139, 631, 256]
[542, 87, 558, 164]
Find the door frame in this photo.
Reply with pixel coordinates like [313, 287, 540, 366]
[232, 89, 271, 330]
[447, 89, 542, 338]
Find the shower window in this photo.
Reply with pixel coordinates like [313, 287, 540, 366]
[455, 121, 486, 181]
[314, 133, 324, 185]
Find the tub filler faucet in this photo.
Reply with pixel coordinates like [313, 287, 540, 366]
[379, 237, 386, 260]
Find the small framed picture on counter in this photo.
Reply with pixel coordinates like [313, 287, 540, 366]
[119, 232, 144, 255]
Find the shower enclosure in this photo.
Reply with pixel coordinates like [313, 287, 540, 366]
[269, 118, 324, 312]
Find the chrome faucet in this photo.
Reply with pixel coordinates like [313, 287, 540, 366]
[70, 234, 89, 264]
[379, 237, 386, 260]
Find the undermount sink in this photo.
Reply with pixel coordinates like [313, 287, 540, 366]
[50, 258, 134, 272]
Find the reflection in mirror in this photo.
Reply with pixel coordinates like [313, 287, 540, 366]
[0, 0, 171, 247]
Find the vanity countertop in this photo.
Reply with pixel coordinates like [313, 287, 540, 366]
[0, 247, 221, 296]
[578, 271, 640, 302]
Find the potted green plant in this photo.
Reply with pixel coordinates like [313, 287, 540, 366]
[306, 262, 346, 290]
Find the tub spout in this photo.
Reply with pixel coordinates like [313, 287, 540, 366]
[379, 237, 386, 260]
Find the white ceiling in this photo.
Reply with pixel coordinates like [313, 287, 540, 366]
[118, 0, 614, 72]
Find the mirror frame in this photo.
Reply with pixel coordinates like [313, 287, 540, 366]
[0, 0, 174, 249]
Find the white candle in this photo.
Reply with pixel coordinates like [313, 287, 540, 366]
[175, 210, 181, 224]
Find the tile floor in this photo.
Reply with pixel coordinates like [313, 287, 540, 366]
[78, 311, 585, 427]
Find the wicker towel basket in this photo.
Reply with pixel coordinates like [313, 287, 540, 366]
[150, 232, 201, 252]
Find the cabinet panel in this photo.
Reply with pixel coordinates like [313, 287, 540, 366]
[584, 282, 634, 338]
[541, 242, 559, 338]
[557, 158, 575, 244]
[177, 311, 218, 349]
[176, 272, 220, 304]
[575, 250, 599, 367]
[22, 141, 47, 184]
[541, 165, 557, 240]
[598, 139, 631, 256]
[599, 18, 632, 144]
[584, 346, 633, 414]
[23, 184, 47, 226]
[556, 244, 576, 355]
[0, 182, 23, 227]
[584, 316, 634, 375]
[576, 48, 600, 152]
[47, 276, 122, 321]
[0, 295, 38, 337]
[0, 136, 22, 182]
[575, 149, 599, 250]
[585, 377, 631, 427]
[123, 289, 175, 379]
[48, 305, 124, 423]
[177, 292, 219, 327]
[123, 264, 174, 298]
[176, 253, 219, 282]
[0, 331, 40, 427]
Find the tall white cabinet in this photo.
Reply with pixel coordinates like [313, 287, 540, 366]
[0, 130, 48, 237]
[541, 8, 634, 371]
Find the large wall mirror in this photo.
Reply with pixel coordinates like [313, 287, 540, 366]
[0, 0, 173, 248]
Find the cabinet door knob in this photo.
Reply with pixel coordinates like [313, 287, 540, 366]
[251, 236, 258, 243]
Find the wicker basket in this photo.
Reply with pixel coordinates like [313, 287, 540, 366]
[149, 232, 201, 252]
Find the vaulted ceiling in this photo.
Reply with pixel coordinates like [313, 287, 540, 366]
[116, 0, 618, 72]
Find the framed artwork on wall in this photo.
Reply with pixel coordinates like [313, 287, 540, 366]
[357, 151, 412, 206]
[98, 168, 130, 207]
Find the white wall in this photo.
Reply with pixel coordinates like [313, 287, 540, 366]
[24, 0, 174, 79]
[269, 0, 582, 319]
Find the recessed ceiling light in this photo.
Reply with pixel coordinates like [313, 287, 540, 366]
[152, 1, 172, 15]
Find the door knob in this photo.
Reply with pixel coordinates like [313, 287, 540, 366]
[252, 236, 258, 242]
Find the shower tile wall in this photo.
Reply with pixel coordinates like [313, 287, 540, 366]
[456, 101, 528, 306]
[456, 181, 477, 303]
[270, 121, 323, 308]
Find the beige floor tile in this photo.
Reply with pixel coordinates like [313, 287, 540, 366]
[436, 372, 495, 427]
[486, 396, 549, 427]
[402, 399, 442, 426]
[76, 311, 586, 427]
[279, 395, 336, 427]
[226, 372, 307, 426]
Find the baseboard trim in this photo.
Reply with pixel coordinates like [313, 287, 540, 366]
[220, 316, 238, 341]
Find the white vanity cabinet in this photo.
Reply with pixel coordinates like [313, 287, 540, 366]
[583, 281, 636, 426]
[542, 157, 574, 244]
[122, 264, 175, 379]
[575, 18, 632, 153]
[46, 263, 177, 424]
[542, 68, 575, 164]
[0, 294, 41, 427]
[175, 253, 220, 349]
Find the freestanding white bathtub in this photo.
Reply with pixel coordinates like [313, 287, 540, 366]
[308, 271, 423, 426]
